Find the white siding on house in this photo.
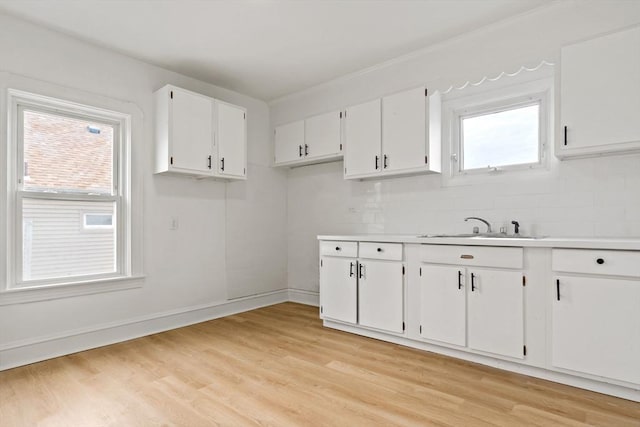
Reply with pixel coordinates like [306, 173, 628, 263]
[22, 198, 116, 281]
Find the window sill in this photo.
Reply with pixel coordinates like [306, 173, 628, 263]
[0, 275, 145, 306]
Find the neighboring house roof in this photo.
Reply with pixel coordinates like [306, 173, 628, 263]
[23, 109, 113, 194]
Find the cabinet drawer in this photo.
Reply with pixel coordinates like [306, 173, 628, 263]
[552, 249, 640, 278]
[421, 245, 523, 269]
[359, 242, 403, 261]
[320, 241, 357, 258]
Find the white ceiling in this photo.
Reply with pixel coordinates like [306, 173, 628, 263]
[0, 0, 550, 101]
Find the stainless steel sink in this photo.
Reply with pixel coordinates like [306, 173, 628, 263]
[418, 233, 544, 239]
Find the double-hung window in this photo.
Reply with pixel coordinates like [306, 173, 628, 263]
[8, 89, 131, 289]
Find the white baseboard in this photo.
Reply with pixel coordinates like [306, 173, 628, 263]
[0, 289, 289, 371]
[288, 288, 319, 306]
[324, 320, 640, 403]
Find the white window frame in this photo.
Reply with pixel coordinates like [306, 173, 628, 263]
[442, 75, 554, 186]
[453, 94, 546, 175]
[6, 89, 131, 290]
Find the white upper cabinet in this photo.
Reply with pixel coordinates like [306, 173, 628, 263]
[216, 101, 247, 178]
[344, 99, 382, 178]
[344, 87, 441, 179]
[559, 26, 640, 158]
[274, 111, 342, 167]
[274, 120, 305, 164]
[157, 86, 213, 174]
[304, 111, 342, 159]
[154, 85, 246, 180]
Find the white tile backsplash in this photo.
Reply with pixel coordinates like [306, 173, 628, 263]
[287, 153, 640, 292]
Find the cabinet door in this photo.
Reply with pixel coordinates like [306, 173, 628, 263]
[170, 88, 213, 173]
[552, 276, 640, 384]
[274, 121, 304, 164]
[420, 265, 466, 346]
[382, 87, 426, 172]
[344, 99, 381, 178]
[358, 260, 403, 333]
[305, 111, 341, 159]
[560, 27, 640, 153]
[320, 257, 357, 324]
[216, 102, 246, 178]
[467, 269, 524, 359]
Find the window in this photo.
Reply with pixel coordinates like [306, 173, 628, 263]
[461, 102, 540, 170]
[7, 89, 132, 289]
[83, 213, 114, 229]
[452, 93, 546, 175]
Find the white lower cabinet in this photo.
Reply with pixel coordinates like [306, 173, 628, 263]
[320, 239, 640, 400]
[321, 241, 405, 334]
[320, 256, 357, 324]
[358, 260, 404, 333]
[420, 265, 524, 359]
[467, 269, 524, 359]
[551, 249, 640, 385]
[419, 265, 466, 346]
[552, 276, 640, 385]
[419, 245, 525, 359]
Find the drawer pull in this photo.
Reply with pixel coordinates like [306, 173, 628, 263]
[377, 248, 383, 252]
[335, 246, 341, 251]
[460, 254, 474, 259]
[596, 258, 605, 265]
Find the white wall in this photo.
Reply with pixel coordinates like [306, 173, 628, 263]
[0, 12, 287, 363]
[271, 0, 640, 294]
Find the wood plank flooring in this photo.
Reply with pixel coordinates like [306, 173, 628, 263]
[1, 302, 638, 426]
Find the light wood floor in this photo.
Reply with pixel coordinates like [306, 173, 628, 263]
[1, 303, 639, 426]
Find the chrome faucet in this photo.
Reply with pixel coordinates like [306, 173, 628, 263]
[464, 217, 492, 234]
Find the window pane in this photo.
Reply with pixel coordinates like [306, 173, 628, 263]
[22, 198, 116, 281]
[84, 214, 113, 227]
[462, 104, 539, 170]
[23, 110, 114, 194]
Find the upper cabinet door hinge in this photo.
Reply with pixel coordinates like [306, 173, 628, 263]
[522, 276, 526, 286]
[419, 325, 422, 334]
[425, 88, 428, 97]
[320, 259, 323, 267]
[402, 322, 405, 331]
[339, 111, 342, 119]
[170, 91, 173, 99]
[340, 143, 343, 151]
[419, 267, 422, 277]
[402, 265, 405, 275]
[425, 156, 428, 164]
[523, 345, 527, 356]
[170, 156, 173, 165]
[244, 112, 246, 119]
[320, 306, 323, 314]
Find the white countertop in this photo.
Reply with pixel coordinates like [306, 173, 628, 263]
[317, 234, 640, 250]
